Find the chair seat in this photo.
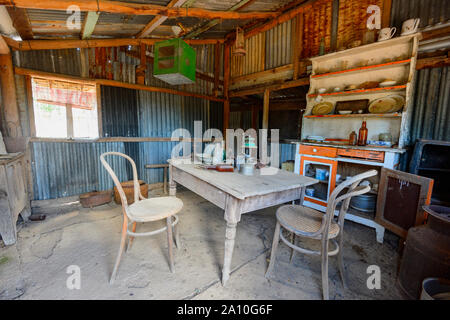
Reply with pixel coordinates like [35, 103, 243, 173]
[276, 205, 340, 238]
[128, 196, 183, 222]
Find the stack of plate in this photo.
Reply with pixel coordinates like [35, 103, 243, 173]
[312, 102, 334, 115]
[368, 94, 405, 113]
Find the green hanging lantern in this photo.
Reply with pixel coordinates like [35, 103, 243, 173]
[153, 38, 196, 85]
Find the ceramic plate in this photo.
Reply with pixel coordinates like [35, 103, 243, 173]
[379, 80, 397, 87]
[387, 94, 405, 112]
[312, 102, 334, 115]
[368, 97, 397, 114]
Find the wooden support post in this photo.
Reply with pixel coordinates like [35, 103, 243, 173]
[25, 76, 35, 137]
[136, 44, 147, 85]
[0, 53, 21, 137]
[223, 42, 231, 133]
[262, 89, 270, 130]
[330, 0, 339, 51]
[293, 13, 304, 80]
[381, 0, 392, 28]
[214, 43, 220, 97]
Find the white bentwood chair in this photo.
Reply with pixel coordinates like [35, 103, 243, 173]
[100, 152, 183, 284]
[265, 170, 378, 299]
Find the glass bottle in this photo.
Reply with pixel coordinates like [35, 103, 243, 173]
[349, 131, 357, 145]
[319, 37, 325, 56]
[358, 121, 368, 146]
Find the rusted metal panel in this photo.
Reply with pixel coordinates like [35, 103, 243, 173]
[390, 0, 450, 30]
[410, 66, 450, 144]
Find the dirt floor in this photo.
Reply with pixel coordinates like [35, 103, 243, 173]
[0, 188, 404, 300]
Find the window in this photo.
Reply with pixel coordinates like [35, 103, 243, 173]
[31, 78, 99, 139]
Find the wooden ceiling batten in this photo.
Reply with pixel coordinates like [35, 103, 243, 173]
[184, 0, 259, 39]
[136, 0, 188, 39]
[3, 36, 224, 51]
[5, 6, 34, 40]
[0, 0, 277, 20]
[81, 11, 101, 39]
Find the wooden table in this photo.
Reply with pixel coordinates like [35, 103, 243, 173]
[169, 161, 317, 285]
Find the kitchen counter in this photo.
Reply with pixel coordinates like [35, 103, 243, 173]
[283, 139, 406, 154]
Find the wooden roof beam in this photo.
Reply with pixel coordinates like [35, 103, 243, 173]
[0, 0, 277, 20]
[5, 6, 33, 40]
[4, 36, 224, 51]
[0, 36, 10, 54]
[225, 0, 316, 41]
[184, 0, 258, 39]
[81, 11, 100, 39]
[136, 0, 188, 39]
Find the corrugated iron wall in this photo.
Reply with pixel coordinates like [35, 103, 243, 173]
[409, 66, 450, 144]
[265, 19, 293, 69]
[302, 0, 333, 58]
[390, 0, 450, 29]
[336, 0, 384, 49]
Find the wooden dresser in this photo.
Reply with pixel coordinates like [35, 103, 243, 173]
[0, 152, 31, 245]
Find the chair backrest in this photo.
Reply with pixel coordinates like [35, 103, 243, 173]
[323, 169, 378, 234]
[100, 152, 141, 209]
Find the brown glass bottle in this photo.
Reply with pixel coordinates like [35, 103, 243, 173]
[358, 121, 368, 146]
[349, 131, 357, 145]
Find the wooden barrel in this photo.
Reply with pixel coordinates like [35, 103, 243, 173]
[113, 180, 148, 205]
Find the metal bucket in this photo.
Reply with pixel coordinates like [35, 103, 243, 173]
[420, 278, 450, 300]
[350, 193, 377, 213]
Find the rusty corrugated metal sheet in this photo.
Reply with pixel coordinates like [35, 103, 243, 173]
[302, 0, 332, 58]
[390, 0, 450, 30]
[14, 49, 82, 76]
[336, 0, 384, 49]
[409, 66, 450, 144]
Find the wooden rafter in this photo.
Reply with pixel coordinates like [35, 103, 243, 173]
[0, 36, 9, 54]
[5, 6, 33, 40]
[184, 0, 258, 39]
[136, 0, 188, 38]
[0, 0, 276, 20]
[4, 36, 224, 51]
[15, 67, 226, 102]
[81, 11, 100, 40]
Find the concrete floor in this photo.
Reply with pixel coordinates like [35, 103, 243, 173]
[0, 188, 404, 300]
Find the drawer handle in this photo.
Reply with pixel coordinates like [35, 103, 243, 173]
[313, 148, 317, 152]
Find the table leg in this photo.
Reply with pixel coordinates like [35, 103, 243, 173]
[222, 195, 242, 286]
[222, 222, 237, 286]
[169, 164, 176, 196]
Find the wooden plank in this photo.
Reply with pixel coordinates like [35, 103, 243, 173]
[230, 77, 309, 97]
[214, 43, 220, 96]
[184, 0, 258, 39]
[231, 64, 294, 89]
[6, 6, 33, 40]
[0, 36, 9, 54]
[330, 0, 339, 51]
[96, 84, 103, 138]
[81, 11, 100, 40]
[0, 0, 276, 20]
[14, 67, 226, 102]
[25, 76, 35, 137]
[136, 0, 187, 38]
[262, 89, 270, 129]
[416, 55, 450, 70]
[242, 0, 315, 40]
[0, 53, 21, 137]
[381, 0, 392, 29]
[375, 168, 433, 238]
[293, 13, 303, 80]
[170, 162, 317, 200]
[4, 36, 224, 51]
